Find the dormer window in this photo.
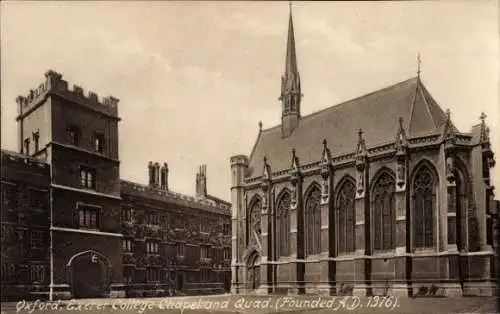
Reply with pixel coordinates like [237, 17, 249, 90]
[67, 125, 80, 146]
[93, 133, 105, 153]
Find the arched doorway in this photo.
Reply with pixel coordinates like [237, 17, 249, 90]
[68, 251, 111, 299]
[247, 251, 260, 291]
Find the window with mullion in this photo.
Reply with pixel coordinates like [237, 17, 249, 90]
[412, 166, 436, 249]
[78, 205, 100, 229]
[336, 179, 355, 254]
[372, 172, 395, 252]
[277, 192, 291, 258]
[80, 166, 96, 190]
[305, 186, 321, 255]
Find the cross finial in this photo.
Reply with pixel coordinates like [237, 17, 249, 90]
[417, 53, 421, 77]
[263, 156, 267, 164]
[398, 117, 404, 126]
[358, 128, 364, 139]
[323, 138, 327, 147]
[445, 108, 451, 119]
[480, 112, 487, 123]
[258, 121, 263, 131]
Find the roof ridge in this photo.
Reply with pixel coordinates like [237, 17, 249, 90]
[260, 76, 419, 133]
[248, 125, 264, 163]
[407, 77, 420, 133]
[120, 179, 184, 197]
[419, 81, 460, 132]
[417, 79, 438, 129]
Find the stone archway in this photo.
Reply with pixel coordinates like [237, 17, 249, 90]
[247, 251, 260, 291]
[67, 250, 112, 299]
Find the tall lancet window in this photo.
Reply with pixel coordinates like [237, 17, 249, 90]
[372, 171, 396, 251]
[337, 179, 356, 254]
[305, 185, 321, 255]
[412, 164, 437, 249]
[276, 192, 291, 259]
[247, 198, 262, 247]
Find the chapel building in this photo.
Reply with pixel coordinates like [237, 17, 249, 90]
[230, 7, 497, 297]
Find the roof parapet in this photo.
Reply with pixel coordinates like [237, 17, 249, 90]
[16, 69, 120, 118]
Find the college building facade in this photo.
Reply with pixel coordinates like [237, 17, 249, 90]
[230, 8, 498, 297]
[1, 70, 231, 301]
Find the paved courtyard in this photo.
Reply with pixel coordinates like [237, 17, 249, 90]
[1, 294, 497, 314]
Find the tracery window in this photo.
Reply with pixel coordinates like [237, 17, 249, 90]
[276, 192, 291, 259]
[412, 165, 436, 249]
[247, 198, 262, 246]
[372, 171, 396, 251]
[305, 186, 321, 255]
[336, 179, 356, 254]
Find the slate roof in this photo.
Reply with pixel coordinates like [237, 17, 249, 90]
[248, 76, 456, 178]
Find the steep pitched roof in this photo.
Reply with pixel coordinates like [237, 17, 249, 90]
[248, 77, 453, 177]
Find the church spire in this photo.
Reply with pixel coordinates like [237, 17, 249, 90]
[280, 2, 302, 138]
[285, 2, 298, 78]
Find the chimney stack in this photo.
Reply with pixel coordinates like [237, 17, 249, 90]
[161, 162, 169, 191]
[148, 161, 154, 186]
[196, 164, 208, 198]
[154, 162, 160, 187]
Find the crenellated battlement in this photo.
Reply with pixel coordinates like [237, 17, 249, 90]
[1, 149, 49, 170]
[16, 70, 120, 119]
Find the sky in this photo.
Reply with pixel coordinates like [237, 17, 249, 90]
[1, 1, 498, 201]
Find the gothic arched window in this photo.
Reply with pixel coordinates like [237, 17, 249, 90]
[336, 179, 356, 254]
[276, 192, 291, 259]
[247, 198, 262, 246]
[412, 164, 437, 249]
[305, 185, 322, 256]
[372, 171, 396, 251]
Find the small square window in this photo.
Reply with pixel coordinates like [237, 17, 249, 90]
[93, 133, 105, 153]
[67, 125, 80, 146]
[30, 230, 44, 247]
[80, 166, 96, 189]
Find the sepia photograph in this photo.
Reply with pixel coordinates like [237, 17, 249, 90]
[1, 1, 499, 313]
